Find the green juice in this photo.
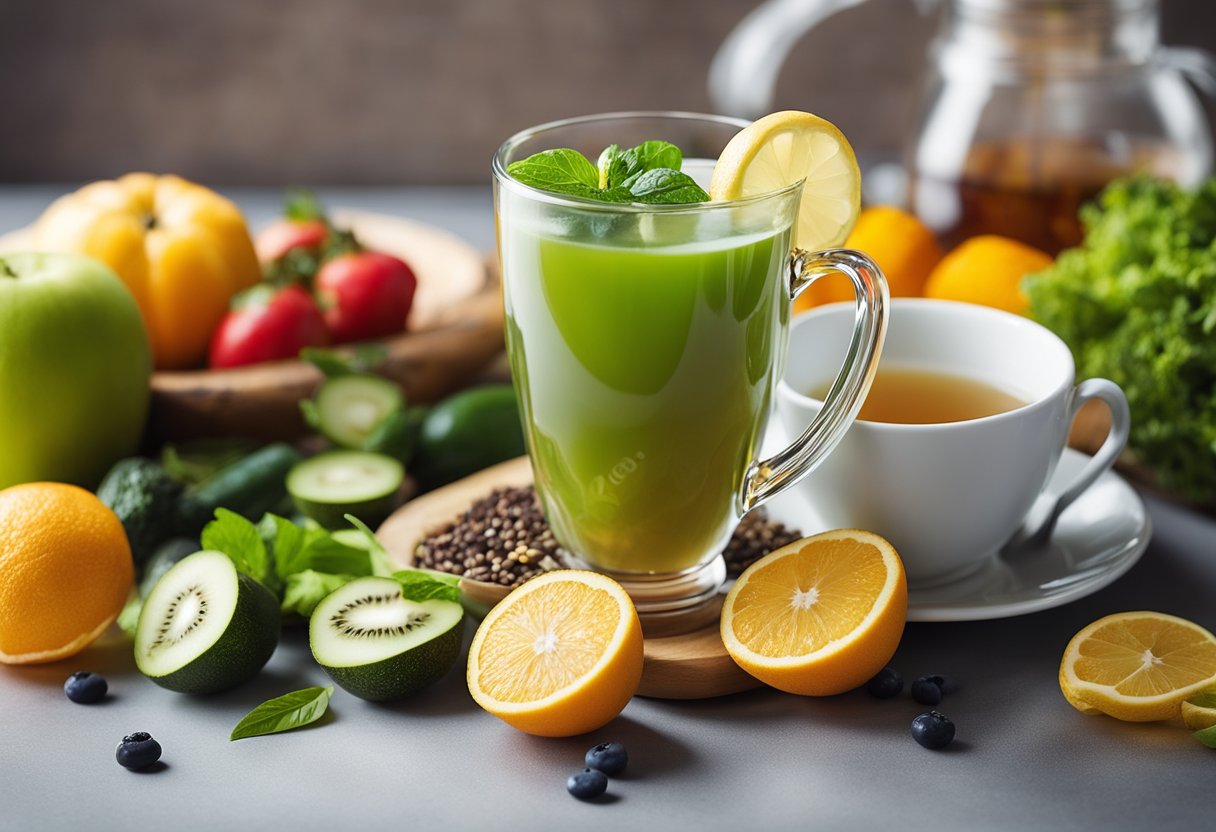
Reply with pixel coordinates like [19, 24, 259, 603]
[501, 217, 792, 574]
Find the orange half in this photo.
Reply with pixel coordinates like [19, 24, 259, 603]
[721, 529, 907, 696]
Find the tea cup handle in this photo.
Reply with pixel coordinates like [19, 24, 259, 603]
[739, 248, 888, 513]
[1005, 378, 1131, 551]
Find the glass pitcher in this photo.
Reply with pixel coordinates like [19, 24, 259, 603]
[710, 0, 1216, 253]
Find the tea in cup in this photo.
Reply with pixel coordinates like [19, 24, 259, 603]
[778, 298, 1130, 585]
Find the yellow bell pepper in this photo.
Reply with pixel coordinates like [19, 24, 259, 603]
[35, 173, 260, 370]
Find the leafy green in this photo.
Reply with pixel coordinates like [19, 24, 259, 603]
[281, 570, 358, 617]
[393, 569, 461, 605]
[230, 686, 334, 741]
[203, 510, 372, 609]
[508, 140, 707, 205]
[202, 508, 274, 591]
[1195, 724, 1216, 749]
[1026, 177, 1216, 502]
[343, 514, 396, 577]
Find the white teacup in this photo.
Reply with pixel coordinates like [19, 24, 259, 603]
[777, 298, 1130, 586]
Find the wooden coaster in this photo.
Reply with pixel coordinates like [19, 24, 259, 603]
[375, 456, 762, 700]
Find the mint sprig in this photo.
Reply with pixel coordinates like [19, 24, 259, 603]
[508, 140, 708, 205]
[230, 686, 334, 741]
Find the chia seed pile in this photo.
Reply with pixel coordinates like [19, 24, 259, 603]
[414, 485, 802, 587]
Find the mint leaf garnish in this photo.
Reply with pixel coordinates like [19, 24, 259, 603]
[1195, 724, 1216, 749]
[507, 149, 599, 197]
[509, 140, 707, 205]
[625, 169, 709, 204]
[230, 686, 334, 741]
[616, 140, 683, 184]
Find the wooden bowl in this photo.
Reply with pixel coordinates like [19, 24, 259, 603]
[1, 209, 505, 441]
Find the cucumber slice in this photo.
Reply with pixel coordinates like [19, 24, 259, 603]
[312, 375, 404, 449]
[287, 451, 404, 529]
[134, 550, 280, 694]
[309, 576, 464, 701]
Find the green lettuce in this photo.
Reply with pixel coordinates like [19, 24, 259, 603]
[1026, 177, 1216, 502]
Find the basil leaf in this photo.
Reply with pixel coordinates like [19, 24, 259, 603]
[230, 686, 334, 741]
[281, 571, 356, 617]
[626, 168, 709, 204]
[507, 149, 599, 196]
[1186, 690, 1216, 709]
[618, 140, 682, 182]
[392, 569, 461, 605]
[202, 508, 272, 589]
[1195, 724, 1216, 749]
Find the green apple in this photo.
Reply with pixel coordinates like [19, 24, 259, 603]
[0, 252, 151, 489]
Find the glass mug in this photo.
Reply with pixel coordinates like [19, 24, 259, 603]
[493, 112, 888, 629]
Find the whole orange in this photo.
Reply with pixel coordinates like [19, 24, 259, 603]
[924, 235, 1053, 315]
[794, 206, 943, 312]
[0, 483, 134, 664]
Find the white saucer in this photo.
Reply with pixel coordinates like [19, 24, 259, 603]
[762, 447, 1152, 622]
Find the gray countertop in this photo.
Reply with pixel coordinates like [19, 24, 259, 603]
[1, 187, 1213, 832]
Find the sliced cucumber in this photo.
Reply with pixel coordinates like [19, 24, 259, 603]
[134, 550, 280, 694]
[309, 576, 463, 701]
[312, 375, 404, 449]
[287, 451, 404, 529]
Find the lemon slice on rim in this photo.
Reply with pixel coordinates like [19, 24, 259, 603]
[709, 110, 862, 249]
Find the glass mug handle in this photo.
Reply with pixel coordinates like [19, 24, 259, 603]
[740, 248, 888, 513]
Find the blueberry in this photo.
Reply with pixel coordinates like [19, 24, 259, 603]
[566, 768, 608, 800]
[585, 741, 628, 776]
[922, 674, 960, 694]
[64, 671, 107, 704]
[865, 667, 903, 699]
[115, 732, 162, 770]
[911, 676, 944, 706]
[911, 711, 955, 750]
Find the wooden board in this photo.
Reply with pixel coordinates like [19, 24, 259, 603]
[0, 211, 505, 441]
[375, 456, 762, 700]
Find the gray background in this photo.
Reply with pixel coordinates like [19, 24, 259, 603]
[1, 0, 1214, 184]
[1, 189, 1213, 832]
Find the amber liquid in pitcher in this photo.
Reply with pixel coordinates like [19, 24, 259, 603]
[909, 137, 1185, 255]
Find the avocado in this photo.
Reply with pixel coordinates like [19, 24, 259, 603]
[97, 457, 185, 565]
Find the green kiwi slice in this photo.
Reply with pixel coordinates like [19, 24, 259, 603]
[309, 576, 463, 701]
[134, 550, 280, 694]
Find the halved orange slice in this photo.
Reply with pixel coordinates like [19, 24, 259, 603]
[467, 570, 643, 737]
[720, 529, 907, 696]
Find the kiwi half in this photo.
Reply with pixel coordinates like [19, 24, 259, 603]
[309, 576, 463, 701]
[134, 550, 280, 694]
